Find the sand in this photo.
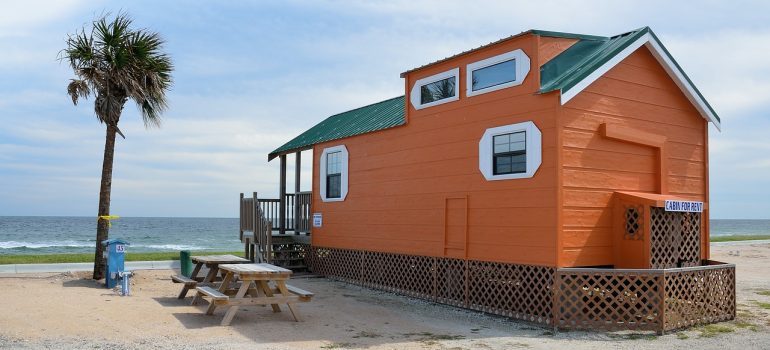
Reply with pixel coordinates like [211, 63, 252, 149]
[0, 243, 769, 350]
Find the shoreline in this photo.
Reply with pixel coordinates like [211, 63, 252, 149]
[1, 237, 769, 265]
[0, 250, 241, 265]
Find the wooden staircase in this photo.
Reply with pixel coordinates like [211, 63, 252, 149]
[269, 235, 309, 272]
[240, 192, 310, 272]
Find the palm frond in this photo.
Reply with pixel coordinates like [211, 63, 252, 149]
[62, 12, 173, 133]
[66, 79, 91, 105]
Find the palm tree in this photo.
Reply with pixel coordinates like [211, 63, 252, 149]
[61, 13, 173, 280]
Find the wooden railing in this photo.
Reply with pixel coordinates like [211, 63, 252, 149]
[255, 192, 311, 234]
[239, 192, 272, 263]
[294, 191, 312, 233]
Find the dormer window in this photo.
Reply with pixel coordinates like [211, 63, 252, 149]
[410, 68, 459, 110]
[466, 49, 530, 97]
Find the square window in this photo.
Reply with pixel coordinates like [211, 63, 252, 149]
[493, 131, 526, 176]
[479, 121, 541, 181]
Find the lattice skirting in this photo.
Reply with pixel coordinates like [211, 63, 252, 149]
[553, 262, 735, 333]
[302, 245, 734, 332]
[302, 245, 554, 324]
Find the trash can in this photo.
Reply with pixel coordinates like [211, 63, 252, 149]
[180, 250, 192, 277]
[101, 239, 129, 288]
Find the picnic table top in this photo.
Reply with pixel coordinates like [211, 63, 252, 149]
[191, 254, 250, 264]
[218, 263, 293, 277]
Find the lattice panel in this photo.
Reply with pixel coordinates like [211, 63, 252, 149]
[435, 258, 467, 308]
[361, 251, 435, 299]
[650, 208, 701, 269]
[663, 265, 736, 331]
[554, 270, 662, 331]
[304, 246, 554, 324]
[624, 206, 643, 240]
[468, 261, 554, 324]
[305, 247, 362, 283]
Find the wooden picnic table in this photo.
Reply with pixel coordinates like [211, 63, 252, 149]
[170, 254, 250, 302]
[194, 263, 313, 326]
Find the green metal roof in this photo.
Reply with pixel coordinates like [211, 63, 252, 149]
[268, 95, 405, 160]
[540, 28, 648, 94]
[539, 27, 720, 124]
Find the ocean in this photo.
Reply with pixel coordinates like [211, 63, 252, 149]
[0, 216, 768, 255]
[0, 216, 242, 255]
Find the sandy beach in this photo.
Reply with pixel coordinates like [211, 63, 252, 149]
[0, 242, 768, 350]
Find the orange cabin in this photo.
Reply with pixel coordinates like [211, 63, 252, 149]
[266, 27, 720, 270]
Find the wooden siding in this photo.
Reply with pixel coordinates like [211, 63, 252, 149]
[311, 34, 562, 267]
[558, 47, 709, 267]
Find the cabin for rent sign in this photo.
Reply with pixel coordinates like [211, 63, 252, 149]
[664, 200, 703, 213]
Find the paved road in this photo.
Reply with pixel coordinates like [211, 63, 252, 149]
[0, 260, 180, 274]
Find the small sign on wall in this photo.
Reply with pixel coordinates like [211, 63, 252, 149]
[664, 200, 703, 213]
[312, 213, 323, 228]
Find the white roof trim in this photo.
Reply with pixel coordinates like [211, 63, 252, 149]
[560, 32, 721, 131]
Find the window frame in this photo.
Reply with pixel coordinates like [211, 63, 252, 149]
[478, 121, 541, 181]
[325, 150, 343, 199]
[492, 131, 527, 175]
[319, 145, 349, 202]
[409, 68, 460, 110]
[466, 49, 530, 97]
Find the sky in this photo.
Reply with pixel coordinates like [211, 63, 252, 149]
[0, 0, 769, 219]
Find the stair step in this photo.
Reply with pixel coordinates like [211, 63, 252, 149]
[271, 249, 305, 253]
[271, 257, 306, 262]
[277, 265, 307, 270]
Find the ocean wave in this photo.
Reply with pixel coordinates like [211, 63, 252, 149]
[0, 241, 92, 249]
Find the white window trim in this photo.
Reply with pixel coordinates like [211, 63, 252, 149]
[409, 68, 460, 110]
[466, 49, 530, 97]
[319, 145, 349, 202]
[478, 121, 541, 181]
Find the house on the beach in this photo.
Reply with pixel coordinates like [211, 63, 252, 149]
[241, 27, 734, 333]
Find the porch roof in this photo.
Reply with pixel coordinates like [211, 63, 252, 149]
[268, 95, 405, 160]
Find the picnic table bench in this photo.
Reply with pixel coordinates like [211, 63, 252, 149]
[194, 263, 313, 326]
[170, 254, 250, 300]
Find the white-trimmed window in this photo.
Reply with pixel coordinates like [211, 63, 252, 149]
[466, 49, 530, 97]
[478, 121, 541, 180]
[409, 68, 459, 110]
[320, 145, 348, 202]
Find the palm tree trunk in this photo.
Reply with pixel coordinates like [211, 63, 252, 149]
[93, 124, 118, 280]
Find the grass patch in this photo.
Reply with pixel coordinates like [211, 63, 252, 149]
[608, 333, 656, 341]
[698, 324, 734, 338]
[711, 234, 770, 242]
[320, 343, 353, 349]
[0, 251, 243, 265]
[754, 301, 770, 310]
[755, 290, 770, 297]
[734, 321, 760, 332]
[676, 332, 689, 340]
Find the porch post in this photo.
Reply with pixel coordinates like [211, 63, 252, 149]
[279, 154, 287, 235]
[294, 151, 301, 234]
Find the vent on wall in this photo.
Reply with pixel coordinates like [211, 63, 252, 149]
[624, 206, 644, 240]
